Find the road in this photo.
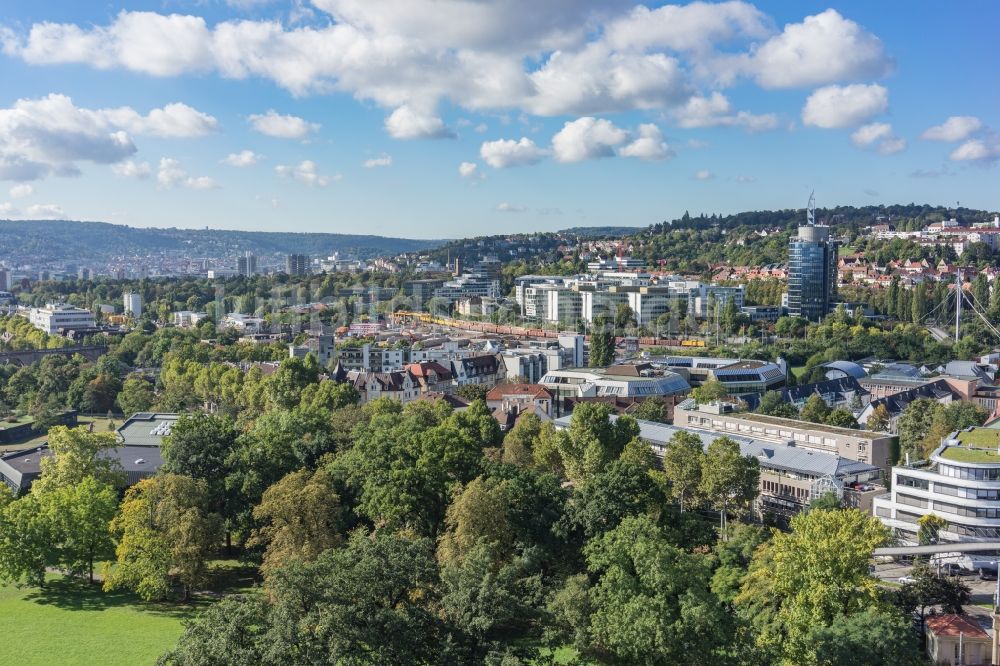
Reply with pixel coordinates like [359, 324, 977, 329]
[874, 560, 999, 628]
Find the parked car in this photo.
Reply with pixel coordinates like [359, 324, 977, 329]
[898, 575, 917, 584]
[979, 568, 998, 581]
[940, 563, 968, 576]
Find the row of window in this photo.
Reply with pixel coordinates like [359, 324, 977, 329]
[934, 501, 1000, 520]
[938, 464, 1000, 481]
[894, 509, 1000, 539]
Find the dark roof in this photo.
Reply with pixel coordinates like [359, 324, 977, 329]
[866, 379, 958, 416]
[486, 383, 552, 401]
[783, 376, 868, 404]
[605, 363, 652, 377]
[461, 355, 500, 371]
[0, 443, 163, 493]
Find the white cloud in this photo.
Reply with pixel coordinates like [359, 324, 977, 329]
[157, 157, 220, 189]
[921, 116, 982, 142]
[480, 137, 547, 168]
[850, 122, 905, 154]
[112, 160, 152, 179]
[735, 174, 755, 183]
[496, 202, 526, 213]
[458, 161, 483, 179]
[604, 1, 770, 52]
[618, 124, 674, 161]
[384, 106, 452, 139]
[362, 154, 393, 168]
[949, 138, 1000, 163]
[101, 102, 218, 138]
[0, 202, 18, 216]
[0, 93, 136, 181]
[693, 170, 713, 180]
[9, 184, 32, 198]
[748, 9, 891, 88]
[551, 117, 628, 163]
[673, 92, 777, 131]
[275, 160, 335, 186]
[801, 84, 888, 129]
[222, 150, 262, 167]
[248, 110, 319, 139]
[25, 203, 66, 219]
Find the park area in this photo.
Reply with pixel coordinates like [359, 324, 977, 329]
[0, 562, 257, 665]
[0, 578, 190, 665]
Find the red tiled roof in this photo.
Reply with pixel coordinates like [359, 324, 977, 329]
[405, 361, 453, 379]
[925, 615, 988, 639]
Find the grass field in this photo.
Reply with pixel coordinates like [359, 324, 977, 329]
[0, 577, 194, 665]
[0, 563, 258, 665]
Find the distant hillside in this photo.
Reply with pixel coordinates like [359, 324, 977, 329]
[0, 219, 443, 263]
[559, 226, 643, 238]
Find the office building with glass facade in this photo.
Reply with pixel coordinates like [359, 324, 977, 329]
[788, 225, 837, 321]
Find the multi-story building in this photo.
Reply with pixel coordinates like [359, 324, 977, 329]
[173, 311, 208, 328]
[539, 365, 690, 402]
[403, 279, 446, 308]
[433, 272, 501, 304]
[688, 285, 745, 319]
[285, 254, 309, 276]
[788, 223, 837, 321]
[674, 399, 896, 476]
[28, 303, 96, 334]
[123, 292, 142, 319]
[655, 356, 785, 396]
[237, 252, 257, 277]
[554, 414, 884, 519]
[288, 333, 334, 367]
[451, 354, 504, 387]
[873, 428, 1000, 544]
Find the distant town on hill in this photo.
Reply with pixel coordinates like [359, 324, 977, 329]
[0, 219, 445, 265]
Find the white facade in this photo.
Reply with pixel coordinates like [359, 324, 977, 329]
[874, 433, 1000, 544]
[29, 303, 96, 333]
[173, 311, 208, 328]
[123, 292, 142, 319]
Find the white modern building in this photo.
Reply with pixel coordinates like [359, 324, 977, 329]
[28, 303, 96, 334]
[173, 311, 208, 328]
[123, 292, 142, 319]
[539, 366, 690, 400]
[873, 428, 1000, 544]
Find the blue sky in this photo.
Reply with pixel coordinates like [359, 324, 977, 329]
[0, 1, 996, 239]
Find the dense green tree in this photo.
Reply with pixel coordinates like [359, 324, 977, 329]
[588, 315, 615, 367]
[631, 397, 667, 423]
[700, 436, 759, 530]
[660, 430, 705, 512]
[501, 413, 541, 467]
[34, 426, 123, 493]
[737, 509, 891, 664]
[116, 376, 156, 416]
[553, 403, 639, 485]
[159, 596, 272, 666]
[824, 408, 858, 429]
[799, 394, 832, 424]
[691, 379, 727, 404]
[38, 476, 118, 583]
[807, 606, 925, 666]
[247, 468, 343, 581]
[105, 474, 223, 600]
[583, 515, 734, 665]
[865, 404, 891, 432]
[565, 459, 663, 538]
[756, 390, 799, 419]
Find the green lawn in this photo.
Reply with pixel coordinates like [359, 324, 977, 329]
[957, 429, 1000, 447]
[0, 577, 195, 665]
[0, 562, 258, 665]
[939, 446, 1000, 463]
[0, 416, 118, 453]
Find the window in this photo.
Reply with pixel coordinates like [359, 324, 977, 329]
[896, 475, 929, 490]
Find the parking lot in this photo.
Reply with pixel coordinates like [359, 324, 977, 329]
[873, 559, 1000, 608]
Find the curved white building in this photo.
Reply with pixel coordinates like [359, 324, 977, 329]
[874, 428, 1000, 543]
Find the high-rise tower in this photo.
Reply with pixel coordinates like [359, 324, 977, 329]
[787, 192, 837, 321]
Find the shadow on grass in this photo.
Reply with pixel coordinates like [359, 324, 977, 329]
[21, 572, 257, 619]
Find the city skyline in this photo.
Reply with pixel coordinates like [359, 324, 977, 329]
[0, 1, 997, 238]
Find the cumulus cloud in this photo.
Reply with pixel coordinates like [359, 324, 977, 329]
[157, 157, 220, 189]
[551, 117, 628, 163]
[101, 102, 218, 137]
[112, 159, 152, 179]
[0, 94, 219, 182]
[693, 170, 713, 180]
[0, 93, 136, 181]
[480, 137, 547, 168]
[949, 138, 1000, 163]
[921, 116, 982, 142]
[458, 161, 483, 179]
[275, 160, 336, 186]
[363, 154, 393, 168]
[618, 124, 674, 161]
[747, 9, 891, 88]
[801, 84, 888, 129]
[384, 106, 453, 139]
[496, 202, 527, 213]
[248, 110, 319, 139]
[0, 202, 18, 217]
[850, 122, 906, 154]
[222, 150, 262, 167]
[673, 92, 777, 131]
[9, 184, 32, 198]
[0, 4, 896, 138]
